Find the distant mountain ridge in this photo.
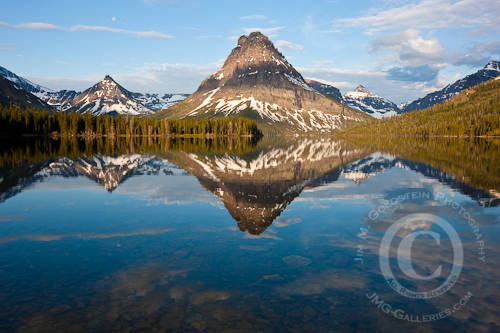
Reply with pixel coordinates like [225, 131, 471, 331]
[154, 32, 368, 132]
[343, 85, 401, 118]
[130, 92, 189, 111]
[0, 65, 78, 110]
[402, 60, 500, 112]
[303, 79, 401, 119]
[304, 79, 343, 102]
[0, 65, 187, 114]
[0, 76, 52, 110]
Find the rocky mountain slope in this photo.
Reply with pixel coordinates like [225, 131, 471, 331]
[68, 75, 153, 115]
[130, 92, 189, 111]
[402, 60, 500, 112]
[343, 85, 400, 118]
[304, 79, 344, 102]
[0, 76, 52, 110]
[154, 32, 368, 132]
[0, 65, 78, 110]
[160, 138, 369, 234]
[0, 65, 187, 113]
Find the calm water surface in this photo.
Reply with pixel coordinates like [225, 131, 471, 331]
[0, 138, 499, 332]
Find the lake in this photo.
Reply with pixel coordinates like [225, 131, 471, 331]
[0, 137, 499, 332]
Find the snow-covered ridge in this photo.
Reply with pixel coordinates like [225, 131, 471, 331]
[186, 139, 362, 178]
[402, 60, 500, 112]
[344, 85, 377, 99]
[69, 76, 153, 116]
[187, 93, 355, 132]
[0, 66, 186, 114]
[343, 85, 400, 119]
[36, 155, 183, 191]
[484, 60, 500, 71]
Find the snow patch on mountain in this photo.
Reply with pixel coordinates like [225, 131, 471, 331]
[402, 60, 500, 112]
[69, 76, 153, 116]
[0, 65, 79, 110]
[343, 85, 400, 119]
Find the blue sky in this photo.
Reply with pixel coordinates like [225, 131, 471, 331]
[0, 0, 499, 103]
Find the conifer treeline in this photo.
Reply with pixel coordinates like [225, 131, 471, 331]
[340, 136, 500, 197]
[0, 104, 262, 138]
[0, 136, 259, 168]
[340, 78, 500, 137]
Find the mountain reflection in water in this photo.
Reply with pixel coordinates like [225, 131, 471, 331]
[0, 137, 499, 332]
[0, 137, 498, 234]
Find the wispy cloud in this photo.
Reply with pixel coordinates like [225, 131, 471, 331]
[276, 40, 304, 51]
[240, 14, 268, 20]
[69, 25, 172, 39]
[2, 21, 172, 39]
[0, 228, 173, 244]
[242, 26, 285, 37]
[334, 0, 500, 33]
[312, 60, 334, 67]
[450, 40, 500, 67]
[15, 22, 61, 30]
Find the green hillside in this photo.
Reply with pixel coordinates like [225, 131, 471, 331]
[339, 77, 500, 137]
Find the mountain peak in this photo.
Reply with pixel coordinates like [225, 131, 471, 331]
[211, 31, 297, 86]
[354, 85, 375, 95]
[102, 75, 118, 85]
[343, 84, 400, 119]
[484, 60, 500, 71]
[345, 85, 377, 99]
[70, 76, 152, 116]
[154, 32, 369, 132]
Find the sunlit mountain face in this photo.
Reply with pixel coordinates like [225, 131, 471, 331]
[0, 137, 499, 332]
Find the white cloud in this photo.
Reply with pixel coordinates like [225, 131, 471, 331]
[25, 60, 223, 94]
[69, 25, 172, 39]
[369, 29, 446, 67]
[240, 14, 268, 20]
[242, 26, 285, 37]
[335, 0, 500, 33]
[131, 62, 222, 92]
[111, 16, 117, 22]
[15, 22, 61, 30]
[275, 40, 304, 51]
[3, 21, 172, 39]
[450, 41, 500, 67]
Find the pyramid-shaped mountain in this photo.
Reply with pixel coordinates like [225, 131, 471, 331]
[69, 75, 152, 116]
[154, 32, 368, 132]
[343, 85, 401, 118]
